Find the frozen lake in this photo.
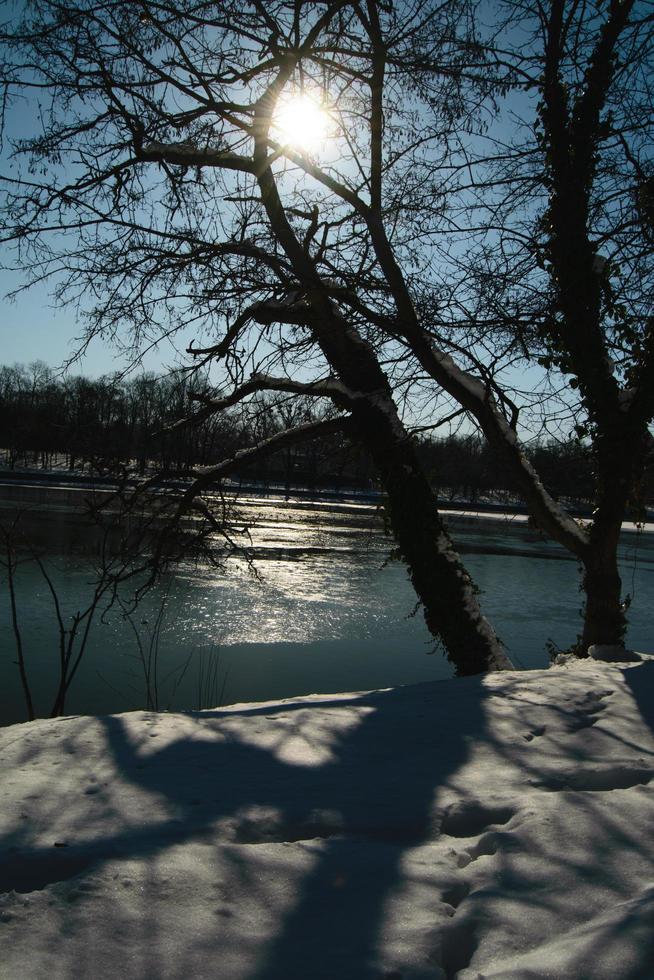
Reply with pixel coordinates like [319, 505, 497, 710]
[1, 494, 653, 725]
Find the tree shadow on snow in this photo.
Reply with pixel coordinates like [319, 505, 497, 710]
[1, 677, 493, 978]
[111, 681, 490, 979]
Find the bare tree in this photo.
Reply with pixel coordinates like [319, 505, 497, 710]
[0, 0, 523, 674]
[443, 0, 654, 652]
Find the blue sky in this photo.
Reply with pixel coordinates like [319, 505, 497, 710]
[0, 267, 185, 377]
[0, 3, 546, 415]
[0, 269, 109, 374]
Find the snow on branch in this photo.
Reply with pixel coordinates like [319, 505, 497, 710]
[190, 373, 356, 413]
[187, 415, 355, 491]
[250, 295, 316, 326]
[137, 141, 254, 173]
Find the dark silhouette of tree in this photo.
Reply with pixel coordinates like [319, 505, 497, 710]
[0, 0, 516, 673]
[3, 0, 653, 658]
[451, 0, 654, 651]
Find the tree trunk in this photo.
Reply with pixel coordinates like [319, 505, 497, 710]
[581, 546, 626, 651]
[579, 463, 629, 653]
[354, 401, 513, 674]
[579, 438, 635, 652]
[309, 321, 513, 673]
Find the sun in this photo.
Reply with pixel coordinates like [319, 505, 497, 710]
[273, 94, 331, 153]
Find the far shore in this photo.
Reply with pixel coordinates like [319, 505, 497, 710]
[1, 468, 652, 534]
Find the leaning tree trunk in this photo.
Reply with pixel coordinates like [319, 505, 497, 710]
[304, 307, 513, 673]
[307, 307, 513, 673]
[308, 301, 511, 673]
[352, 399, 513, 674]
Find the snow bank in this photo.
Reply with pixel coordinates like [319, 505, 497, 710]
[1, 659, 654, 979]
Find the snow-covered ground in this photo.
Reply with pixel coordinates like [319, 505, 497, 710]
[1, 657, 654, 979]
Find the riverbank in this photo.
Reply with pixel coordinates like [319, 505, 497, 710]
[2, 657, 653, 978]
[1, 472, 652, 535]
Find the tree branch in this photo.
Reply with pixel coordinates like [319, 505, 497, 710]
[136, 141, 254, 172]
[186, 415, 355, 494]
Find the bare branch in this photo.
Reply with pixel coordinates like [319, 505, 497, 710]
[187, 415, 355, 492]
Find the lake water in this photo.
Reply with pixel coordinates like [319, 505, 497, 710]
[1, 494, 653, 726]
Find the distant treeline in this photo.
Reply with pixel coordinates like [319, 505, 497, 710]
[0, 361, 640, 507]
[0, 361, 375, 489]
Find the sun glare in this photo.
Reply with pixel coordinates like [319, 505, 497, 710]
[273, 94, 331, 153]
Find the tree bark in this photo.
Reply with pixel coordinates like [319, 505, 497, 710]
[303, 310, 512, 673]
[578, 430, 640, 652]
[353, 399, 513, 674]
[581, 545, 626, 651]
